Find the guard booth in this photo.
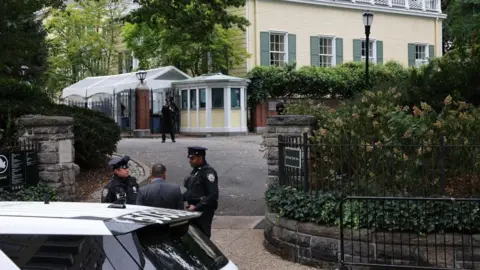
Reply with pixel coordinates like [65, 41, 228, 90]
[172, 73, 249, 136]
[61, 66, 191, 133]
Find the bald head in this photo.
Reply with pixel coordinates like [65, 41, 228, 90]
[151, 163, 167, 179]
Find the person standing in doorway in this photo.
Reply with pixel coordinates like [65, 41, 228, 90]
[136, 163, 184, 210]
[183, 146, 219, 238]
[161, 99, 175, 143]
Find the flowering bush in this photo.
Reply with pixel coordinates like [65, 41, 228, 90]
[286, 89, 480, 197]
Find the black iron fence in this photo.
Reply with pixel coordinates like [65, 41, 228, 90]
[0, 140, 40, 192]
[339, 197, 480, 269]
[278, 134, 480, 198]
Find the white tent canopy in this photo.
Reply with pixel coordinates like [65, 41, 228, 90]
[61, 66, 191, 99]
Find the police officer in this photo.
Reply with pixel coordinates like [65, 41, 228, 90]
[183, 146, 219, 238]
[101, 155, 139, 204]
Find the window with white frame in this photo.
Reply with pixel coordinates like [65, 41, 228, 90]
[319, 37, 335, 67]
[269, 33, 287, 66]
[415, 44, 429, 67]
[361, 40, 376, 63]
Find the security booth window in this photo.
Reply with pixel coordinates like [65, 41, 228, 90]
[181, 90, 188, 109]
[231, 88, 241, 108]
[190, 89, 197, 109]
[211, 88, 224, 109]
[199, 88, 206, 108]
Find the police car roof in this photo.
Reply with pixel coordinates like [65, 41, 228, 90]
[0, 201, 200, 235]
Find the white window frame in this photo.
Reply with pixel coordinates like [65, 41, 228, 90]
[268, 31, 289, 66]
[360, 39, 377, 64]
[414, 43, 429, 68]
[318, 35, 337, 67]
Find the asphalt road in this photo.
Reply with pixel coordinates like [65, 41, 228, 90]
[116, 135, 267, 216]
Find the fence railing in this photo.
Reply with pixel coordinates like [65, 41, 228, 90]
[278, 134, 480, 198]
[340, 197, 480, 269]
[336, 0, 442, 12]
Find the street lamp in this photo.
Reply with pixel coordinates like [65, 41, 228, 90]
[135, 70, 147, 84]
[363, 10, 374, 88]
[19, 65, 29, 77]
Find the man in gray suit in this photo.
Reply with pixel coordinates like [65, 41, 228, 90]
[136, 163, 184, 210]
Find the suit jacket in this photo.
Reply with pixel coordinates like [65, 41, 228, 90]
[136, 178, 184, 210]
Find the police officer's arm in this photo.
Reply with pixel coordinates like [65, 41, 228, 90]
[195, 169, 219, 211]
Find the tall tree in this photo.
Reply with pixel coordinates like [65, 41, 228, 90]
[444, 0, 480, 56]
[124, 0, 250, 75]
[45, 0, 126, 94]
[0, 0, 64, 82]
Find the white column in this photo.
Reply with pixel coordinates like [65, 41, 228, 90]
[240, 87, 246, 132]
[187, 90, 190, 129]
[196, 88, 200, 131]
[225, 87, 231, 128]
[422, 0, 426, 10]
[206, 88, 212, 128]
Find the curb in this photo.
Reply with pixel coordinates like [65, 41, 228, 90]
[111, 153, 151, 186]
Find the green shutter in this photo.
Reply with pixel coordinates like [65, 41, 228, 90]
[429, 45, 435, 59]
[376, 40, 383, 65]
[353, 39, 362, 62]
[408, 43, 416, 67]
[260, 32, 270, 66]
[335, 38, 343, 66]
[310, 36, 320, 66]
[288, 34, 296, 64]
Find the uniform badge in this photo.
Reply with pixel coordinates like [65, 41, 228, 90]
[207, 173, 215, 183]
[102, 189, 109, 198]
[133, 186, 137, 193]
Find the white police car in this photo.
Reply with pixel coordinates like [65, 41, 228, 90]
[0, 201, 238, 270]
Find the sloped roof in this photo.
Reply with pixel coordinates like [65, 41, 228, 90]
[172, 73, 250, 87]
[62, 66, 191, 98]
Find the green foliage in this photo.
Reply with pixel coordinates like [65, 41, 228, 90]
[124, 0, 250, 75]
[286, 89, 480, 197]
[246, 61, 408, 106]
[266, 185, 480, 233]
[0, 0, 64, 82]
[0, 183, 60, 202]
[444, 0, 480, 55]
[45, 0, 126, 94]
[0, 78, 120, 169]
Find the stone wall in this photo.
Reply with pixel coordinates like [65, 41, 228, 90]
[16, 115, 79, 200]
[262, 115, 318, 187]
[264, 212, 480, 269]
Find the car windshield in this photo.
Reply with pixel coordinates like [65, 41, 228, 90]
[116, 223, 229, 270]
[0, 223, 228, 270]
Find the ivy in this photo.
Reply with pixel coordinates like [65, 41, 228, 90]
[0, 183, 60, 202]
[266, 185, 480, 234]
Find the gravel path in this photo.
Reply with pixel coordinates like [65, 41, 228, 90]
[116, 135, 267, 216]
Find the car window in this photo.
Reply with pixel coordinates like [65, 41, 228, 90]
[117, 223, 229, 270]
[0, 234, 140, 270]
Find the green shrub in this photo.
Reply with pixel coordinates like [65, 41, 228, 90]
[0, 78, 120, 169]
[266, 185, 480, 234]
[0, 183, 60, 201]
[286, 89, 480, 197]
[246, 61, 408, 106]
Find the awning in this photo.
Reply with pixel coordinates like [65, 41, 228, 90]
[62, 66, 191, 98]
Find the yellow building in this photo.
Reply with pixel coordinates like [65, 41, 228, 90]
[228, 0, 446, 77]
[172, 74, 249, 136]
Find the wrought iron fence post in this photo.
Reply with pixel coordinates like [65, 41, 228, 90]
[439, 134, 445, 195]
[303, 132, 309, 193]
[278, 135, 285, 186]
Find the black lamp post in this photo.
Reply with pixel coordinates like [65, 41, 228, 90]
[135, 69, 147, 84]
[363, 10, 374, 88]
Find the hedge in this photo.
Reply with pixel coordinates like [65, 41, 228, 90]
[0, 78, 121, 169]
[266, 185, 480, 234]
[246, 61, 408, 106]
[0, 183, 60, 202]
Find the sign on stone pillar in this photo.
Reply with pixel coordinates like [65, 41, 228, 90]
[16, 115, 80, 201]
[262, 115, 317, 187]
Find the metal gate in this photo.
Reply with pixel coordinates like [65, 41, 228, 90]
[117, 89, 133, 130]
[339, 196, 480, 270]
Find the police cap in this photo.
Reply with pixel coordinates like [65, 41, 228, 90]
[108, 155, 130, 169]
[187, 146, 208, 158]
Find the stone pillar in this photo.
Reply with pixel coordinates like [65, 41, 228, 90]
[16, 115, 79, 201]
[262, 115, 317, 187]
[134, 83, 151, 137]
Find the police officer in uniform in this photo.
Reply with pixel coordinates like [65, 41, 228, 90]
[101, 155, 139, 204]
[183, 146, 219, 238]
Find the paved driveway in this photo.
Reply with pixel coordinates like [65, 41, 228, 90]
[116, 135, 267, 216]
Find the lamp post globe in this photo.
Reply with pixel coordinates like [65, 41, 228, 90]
[135, 70, 147, 84]
[363, 10, 374, 88]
